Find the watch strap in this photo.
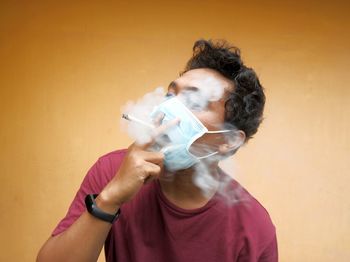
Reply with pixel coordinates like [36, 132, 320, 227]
[85, 194, 121, 223]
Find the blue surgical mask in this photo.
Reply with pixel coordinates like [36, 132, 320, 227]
[151, 97, 232, 171]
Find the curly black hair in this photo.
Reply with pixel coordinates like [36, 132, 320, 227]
[184, 39, 265, 142]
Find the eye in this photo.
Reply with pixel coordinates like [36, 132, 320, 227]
[179, 90, 208, 111]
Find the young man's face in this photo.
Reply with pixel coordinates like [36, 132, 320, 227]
[166, 68, 240, 157]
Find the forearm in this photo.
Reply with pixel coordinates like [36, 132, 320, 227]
[37, 143, 163, 262]
[37, 197, 120, 262]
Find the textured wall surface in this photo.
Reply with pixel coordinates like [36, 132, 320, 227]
[0, 1, 349, 261]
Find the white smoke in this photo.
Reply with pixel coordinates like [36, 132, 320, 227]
[120, 84, 245, 204]
[177, 76, 225, 112]
[120, 87, 166, 145]
[190, 128, 246, 204]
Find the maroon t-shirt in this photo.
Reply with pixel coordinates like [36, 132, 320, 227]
[52, 149, 277, 262]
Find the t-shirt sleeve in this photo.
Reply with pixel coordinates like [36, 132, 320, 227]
[257, 234, 278, 262]
[236, 189, 278, 262]
[51, 150, 125, 236]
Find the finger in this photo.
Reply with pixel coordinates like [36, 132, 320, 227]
[132, 117, 180, 150]
[129, 142, 164, 164]
[141, 151, 164, 166]
[144, 176, 156, 184]
[152, 112, 165, 127]
[144, 174, 158, 184]
[152, 117, 180, 138]
[142, 162, 162, 183]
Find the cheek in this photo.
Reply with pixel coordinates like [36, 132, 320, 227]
[189, 133, 227, 157]
[195, 101, 226, 129]
[199, 113, 221, 128]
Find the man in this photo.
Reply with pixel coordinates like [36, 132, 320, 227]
[37, 39, 277, 261]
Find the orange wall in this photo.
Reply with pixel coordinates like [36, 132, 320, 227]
[1, 1, 349, 261]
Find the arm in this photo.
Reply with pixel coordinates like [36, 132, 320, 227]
[37, 143, 164, 262]
[36, 201, 117, 262]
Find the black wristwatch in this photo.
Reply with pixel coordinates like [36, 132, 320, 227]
[85, 194, 121, 223]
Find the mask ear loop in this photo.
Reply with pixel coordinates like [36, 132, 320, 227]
[206, 129, 232, 134]
[196, 151, 219, 160]
[195, 129, 242, 159]
[189, 130, 232, 160]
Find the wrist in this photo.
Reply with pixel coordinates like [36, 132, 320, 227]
[85, 194, 121, 224]
[95, 191, 121, 214]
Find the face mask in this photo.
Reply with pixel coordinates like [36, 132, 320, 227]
[150, 96, 232, 171]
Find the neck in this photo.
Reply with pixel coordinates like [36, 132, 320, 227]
[159, 162, 220, 209]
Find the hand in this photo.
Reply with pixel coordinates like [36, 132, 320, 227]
[96, 117, 179, 213]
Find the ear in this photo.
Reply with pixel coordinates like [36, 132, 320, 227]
[218, 130, 245, 156]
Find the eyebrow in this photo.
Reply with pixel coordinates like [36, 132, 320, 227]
[167, 81, 199, 92]
[168, 81, 177, 90]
